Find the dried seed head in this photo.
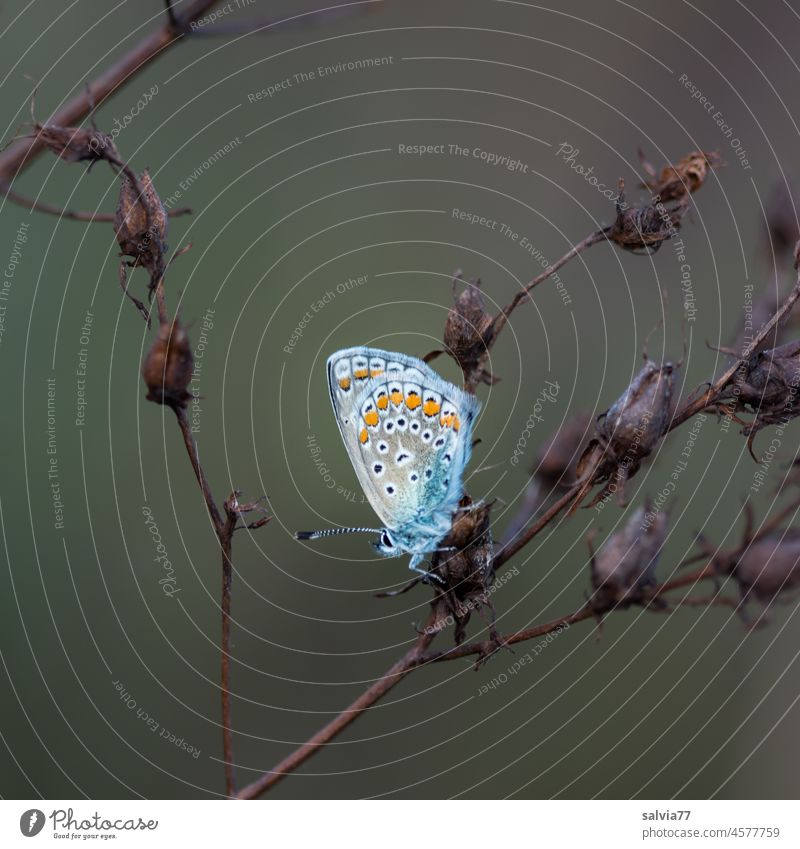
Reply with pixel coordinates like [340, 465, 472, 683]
[724, 339, 800, 457]
[590, 502, 668, 612]
[430, 498, 495, 643]
[577, 359, 676, 506]
[534, 413, 591, 488]
[142, 318, 194, 409]
[763, 180, 799, 257]
[442, 271, 496, 387]
[35, 122, 119, 165]
[610, 179, 685, 254]
[723, 531, 800, 603]
[641, 150, 721, 202]
[115, 168, 168, 279]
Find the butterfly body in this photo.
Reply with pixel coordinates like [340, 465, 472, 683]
[298, 346, 480, 573]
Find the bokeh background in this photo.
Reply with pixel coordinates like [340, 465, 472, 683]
[1, 0, 799, 799]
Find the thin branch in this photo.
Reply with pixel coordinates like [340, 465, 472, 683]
[0, 180, 191, 221]
[220, 497, 238, 797]
[489, 228, 611, 340]
[173, 407, 224, 533]
[417, 563, 716, 667]
[670, 267, 800, 430]
[494, 481, 584, 568]
[235, 605, 442, 800]
[0, 0, 221, 181]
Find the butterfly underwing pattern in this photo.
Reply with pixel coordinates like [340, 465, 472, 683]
[296, 346, 480, 574]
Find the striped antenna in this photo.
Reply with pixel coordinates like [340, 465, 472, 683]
[295, 526, 381, 541]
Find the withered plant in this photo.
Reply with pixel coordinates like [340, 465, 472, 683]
[4, 2, 800, 800]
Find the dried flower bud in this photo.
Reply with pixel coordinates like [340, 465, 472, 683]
[610, 179, 685, 254]
[590, 502, 668, 612]
[430, 498, 495, 644]
[762, 180, 799, 257]
[723, 339, 800, 458]
[534, 413, 591, 488]
[640, 149, 721, 202]
[729, 531, 800, 601]
[142, 318, 193, 409]
[577, 359, 676, 506]
[115, 168, 168, 279]
[35, 122, 119, 166]
[442, 271, 496, 387]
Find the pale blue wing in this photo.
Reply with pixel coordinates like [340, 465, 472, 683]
[327, 347, 480, 532]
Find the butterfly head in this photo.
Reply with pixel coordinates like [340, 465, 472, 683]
[373, 528, 401, 558]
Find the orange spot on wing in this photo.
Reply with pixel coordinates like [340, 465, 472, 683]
[338, 377, 351, 391]
[423, 400, 441, 417]
[359, 428, 369, 444]
[370, 368, 384, 377]
[354, 368, 369, 380]
[364, 410, 379, 427]
[440, 414, 455, 428]
[406, 393, 421, 410]
[453, 415, 460, 431]
[390, 390, 404, 407]
[376, 395, 389, 410]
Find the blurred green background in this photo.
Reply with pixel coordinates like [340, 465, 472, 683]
[1, 0, 799, 799]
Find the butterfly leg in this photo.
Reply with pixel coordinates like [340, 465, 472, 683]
[408, 554, 446, 585]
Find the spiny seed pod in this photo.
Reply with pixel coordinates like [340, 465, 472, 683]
[115, 168, 168, 278]
[34, 121, 119, 166]
[610, 179, 685, 254]
[724, 339, 800, 458]
[590, 502, 668, 612]
[714, 532, 800, 620]
[442, 271, 496, 387]
[577, 358, 676, 506]
[142, 319, 193, 409]
[640, 149, 721, 202]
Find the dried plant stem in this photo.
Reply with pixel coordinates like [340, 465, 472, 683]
[236, 562, 718, 798]
[489, 228, 611, 339]
[671, 269, 800, 430]
[174, 408, 224, 532]
[0, 0, 221, 181]
[220, 501, 238, 797]
[235, 606, 442, 800]
[494, 481, 584, 568]
[0, 181, 191, 221]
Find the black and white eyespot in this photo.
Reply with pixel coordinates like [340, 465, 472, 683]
[377, 441, 389, 454]
[434, 436, 446, 449]
[425, 468, 433, 479]
[409, 471, 419, 483]
[373, 463, 384, 477]
[385, 485, 396, 496]
[384, 419, 395, 433]
[395, 451, 413, 467]
[443, 453, 452, 464]
[395, 416, 408, 432]
[421, 429, 433, 443]
[410, 420, 421, 433]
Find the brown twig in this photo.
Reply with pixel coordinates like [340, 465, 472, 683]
[235, 605, 442, 800]
[0, 0, 221, 182]
[220, 497, 239, 797]
[494, 481, 585, 568]
[670, 267, 800, 430]
[489, 228, 611, 340]
[417, 563, 716, 666]
[0, 181, 191, 221]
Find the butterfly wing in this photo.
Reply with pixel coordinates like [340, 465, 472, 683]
[327, 347, 480, 534]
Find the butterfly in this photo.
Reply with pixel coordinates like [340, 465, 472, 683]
[296, 346, 480, 575]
